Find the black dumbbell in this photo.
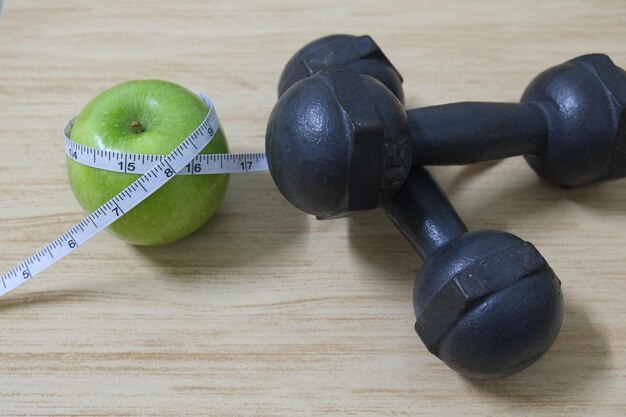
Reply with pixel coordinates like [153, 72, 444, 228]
[267, 35, 626, 219]
[384, 166, 563, 378]
[278, 34, 404, 104]
[272, 35, 564, 378]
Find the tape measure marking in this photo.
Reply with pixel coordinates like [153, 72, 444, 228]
[64, 131, 268, 174]
[1, 93, 259, 297]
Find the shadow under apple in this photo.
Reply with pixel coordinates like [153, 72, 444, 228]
[130, 172, 310, 282]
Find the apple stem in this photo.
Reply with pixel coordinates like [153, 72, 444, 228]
[130, 121, 145, 134]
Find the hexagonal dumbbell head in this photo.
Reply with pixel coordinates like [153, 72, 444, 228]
[267, 67, 412, 219]
[522, 53, 626, 186]
[278, 34, 404, 103]
[384, 167, 564, 378]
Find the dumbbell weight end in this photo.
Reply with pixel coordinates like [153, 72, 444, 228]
[383, 167, 564, 378]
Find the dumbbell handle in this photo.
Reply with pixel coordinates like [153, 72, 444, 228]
[407, 102, 547, 166]
[383, 167, 467, 259]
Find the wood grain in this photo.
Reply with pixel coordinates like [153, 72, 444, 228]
[0, 1, 625, 416]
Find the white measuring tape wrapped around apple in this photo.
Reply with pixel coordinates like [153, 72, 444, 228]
[1, 84, 268, 297]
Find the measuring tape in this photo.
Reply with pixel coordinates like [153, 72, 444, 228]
[0, 93, 268, 297]
[64, 125, 267, 175]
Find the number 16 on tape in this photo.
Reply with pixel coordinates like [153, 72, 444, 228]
[1, 93, 268, 297]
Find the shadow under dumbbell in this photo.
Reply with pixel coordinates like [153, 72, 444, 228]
[437, 162, 626, 227]
[466, 302, 609, 397]
[440, 161, 503, 196]
[561, 179, 626, 213]
[347, 208, 420, 283]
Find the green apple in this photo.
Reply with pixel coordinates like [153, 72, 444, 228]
[66, 80, 229, 246]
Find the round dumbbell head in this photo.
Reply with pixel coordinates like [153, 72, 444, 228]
[522, 54, 626, 186]
[266, 67, 412, 219]
[278, 34, 404, 103]
[414, 230, 563, 378]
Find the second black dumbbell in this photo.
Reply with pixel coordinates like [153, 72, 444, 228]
[383, 167, 563, 378]
[267, 35, 626, 218]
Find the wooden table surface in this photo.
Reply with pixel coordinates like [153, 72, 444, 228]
[1, 1, 625, 416]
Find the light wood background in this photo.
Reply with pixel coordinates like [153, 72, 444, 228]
[1, 1, 625, 416]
